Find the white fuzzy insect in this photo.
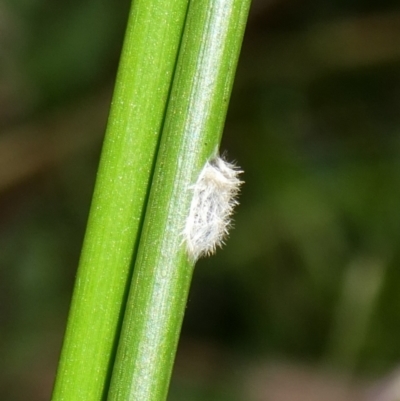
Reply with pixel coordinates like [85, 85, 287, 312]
[183, 156, 243, 262]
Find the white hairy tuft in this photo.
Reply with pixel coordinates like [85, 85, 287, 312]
[183, 156, 243, 262]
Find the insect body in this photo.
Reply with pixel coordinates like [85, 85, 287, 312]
[183, 156, 243, 262]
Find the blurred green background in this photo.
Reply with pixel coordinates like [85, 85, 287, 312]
[2, 0, 400, 400]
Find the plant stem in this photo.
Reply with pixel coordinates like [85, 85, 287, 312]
[51, 1, 189, 400]
[107, 1, 252, 400]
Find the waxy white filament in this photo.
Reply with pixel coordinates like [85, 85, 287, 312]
[183, 156, 243, 262]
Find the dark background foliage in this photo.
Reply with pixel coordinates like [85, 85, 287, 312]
[2, 0, 400, 399]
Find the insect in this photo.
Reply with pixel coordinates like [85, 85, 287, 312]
[183, 156, 243, 262]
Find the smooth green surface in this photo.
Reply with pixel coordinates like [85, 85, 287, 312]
[107, 0, 252, 400]
[51, 0, 189, 400]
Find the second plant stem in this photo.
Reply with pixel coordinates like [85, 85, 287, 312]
[107, 0, 252, 400]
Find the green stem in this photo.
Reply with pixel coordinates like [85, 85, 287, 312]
[51, 1, 189, 400]
[107, 1, 251, 400]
